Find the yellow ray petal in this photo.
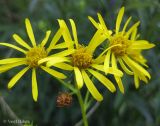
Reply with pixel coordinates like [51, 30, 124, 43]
[32, 68, 38, 102]
[105, 67, 123, 77]
[52, 42, 67, 49]
[95, 44, 121, 62]
[134, 74, 139, 89]
[116, 7, 125, 34]
[125, 21, 140, 37]
[25, 18, 36, 47]
[122, 16, 132, 35]
[97, 13, 108, 30]
[88, 16, 99, 29]
[49, 49, 75, 57]
[58, 20, 74, 49]
[94, 55, 105, 64]
[122, 57, 149, 84]
[41, 30, 51, 47]
[38, 57, 70, 66]
[131, 40, 155, 49]
[123, 56, 151, 79]
[138, 72, 148, 83]
[140, 62, 148, 68]
[13, 34, 31, 50]
[53, 63, 73, 71]
[118, 58, 133, 75]
[74, 67, 83, 89]
[115, 76, 124, 93]
[47, 28, 63, 53]
[111, 53, 117, 68]
[81, 70, 103, 101]
[38, 57, 56, 65]
[0, 42, 27, 54]
[69, 19, 78, 48]
[41, 66, 67, 79]
[0, 60, 27, 73]
[87, 30, 106, 54]
[8, 66, 30, 89]
[111, 53, 124, 93]
[125, 62, 149, 81]
[46, 57, 70, 67]
[0, 58, 26, 65]
[91, 64, 123, 76]
[91, 64, 104, 71]
[104, 50, 111, 73]
[88, 69, 116, 92]
[131, 28, 137, 40]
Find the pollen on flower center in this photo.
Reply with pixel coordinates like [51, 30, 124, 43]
[110, 34, 130, 56]
[72, 46, 93, 69]
[26, 46, 47, 67]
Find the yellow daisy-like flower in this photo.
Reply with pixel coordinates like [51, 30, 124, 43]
[0, 18, 72, 101]
[44, 19, 124, 101]
[88, 7, 155, 92]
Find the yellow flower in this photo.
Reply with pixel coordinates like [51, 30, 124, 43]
[44, 19, 123, 101]
[0, 18, 71, 101]
[88, 7, 155, 91]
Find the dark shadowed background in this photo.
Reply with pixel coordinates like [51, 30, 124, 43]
[0, 0, 160, 126]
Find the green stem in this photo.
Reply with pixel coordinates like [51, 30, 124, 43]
[84, 90, 90, 105]
[75, 102, 100, 126]
[57, 79, 77, 93]
[76, 88, 88, 126]
[85, 99, 94, 111]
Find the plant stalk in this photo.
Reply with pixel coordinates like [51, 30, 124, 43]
[76, 88, 88, 126]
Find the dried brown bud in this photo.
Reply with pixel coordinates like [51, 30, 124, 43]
[56, 92, 73, 107]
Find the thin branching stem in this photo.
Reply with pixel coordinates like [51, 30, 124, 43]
[75, 102, 100, 126]
[0, 96, 23, 126]
[76, 87, 88, 126]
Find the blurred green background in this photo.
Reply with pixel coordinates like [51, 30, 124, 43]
[0, 0, 160, 126]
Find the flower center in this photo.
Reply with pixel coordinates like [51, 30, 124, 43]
[26, 46, 47, 68]
[72, 46, 93, 69]
[110, 34, 130, 56]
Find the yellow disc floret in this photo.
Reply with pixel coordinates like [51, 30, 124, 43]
[110, 34, 130, 56]
[72, 46, 93, 69]
[26, 45, 47, 67]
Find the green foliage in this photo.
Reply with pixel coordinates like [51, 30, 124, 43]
[0, 0, 159, 125]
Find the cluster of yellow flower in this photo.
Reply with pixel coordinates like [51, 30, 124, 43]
[0, 7, 155, 102]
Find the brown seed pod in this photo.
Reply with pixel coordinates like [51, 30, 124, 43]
[56, 92, 73, 107]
